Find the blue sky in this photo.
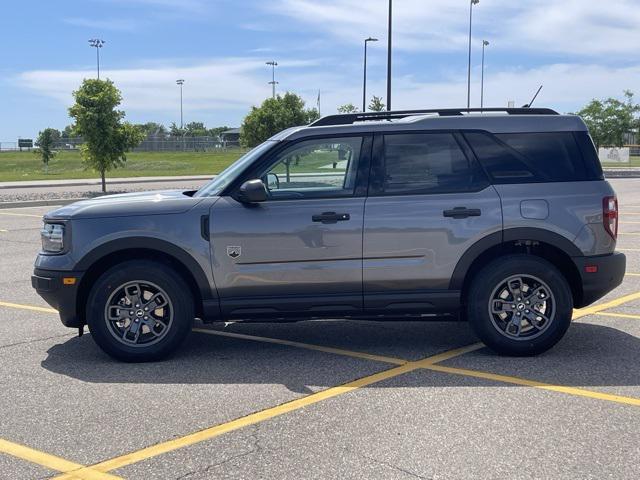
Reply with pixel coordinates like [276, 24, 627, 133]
[1, 0, 640, 141]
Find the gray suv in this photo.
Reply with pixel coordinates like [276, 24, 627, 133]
[32, 108, 626, 362]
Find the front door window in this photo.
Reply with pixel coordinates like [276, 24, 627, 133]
[261, 137, 362, 199]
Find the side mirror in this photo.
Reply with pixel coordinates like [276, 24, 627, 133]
[235, 179, 268, 204]
[266, 173, 280, 190]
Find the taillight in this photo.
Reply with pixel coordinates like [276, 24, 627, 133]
[603, 196, 618, 240]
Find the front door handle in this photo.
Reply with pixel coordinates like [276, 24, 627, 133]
[312, 212, 351, 224]
[443, 207, 482, 219]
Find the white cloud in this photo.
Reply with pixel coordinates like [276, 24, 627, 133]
[269, 0, 472, 51]
[499, 0, 640, 56]
[15, 58, 325, 126]
[390, 64, 640, 113]
[269, 0, 640, 57]
[14, 57, 640, 127]
[291, 63, 640, 115]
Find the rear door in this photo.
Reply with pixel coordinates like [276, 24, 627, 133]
[363, 131, 503, 313]
[210, 135, 371, 319]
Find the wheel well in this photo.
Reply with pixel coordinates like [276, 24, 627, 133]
[77, 249, 204, 323]
[461, 240, 582, 307]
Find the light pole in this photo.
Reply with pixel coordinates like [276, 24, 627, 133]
[88, 39, 105, 80]
[363, 37, 378, 112]
[176, 79, 185, 129]
[386, 0, 393, 111]
[266, 61, 278, 99]
[480, 40, 489, 109]
[467, 0, 479, 109]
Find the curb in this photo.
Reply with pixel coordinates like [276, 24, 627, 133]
[605, 171, 640, 178]
[0, 198, 83, 209]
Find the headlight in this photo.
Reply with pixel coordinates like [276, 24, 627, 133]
[41, 223, 65, 253]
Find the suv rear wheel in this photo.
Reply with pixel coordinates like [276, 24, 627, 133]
[467, 255, 573, 356]
[86, 260, 194, 362]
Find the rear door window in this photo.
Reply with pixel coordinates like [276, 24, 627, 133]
[375, 133, 487, 195]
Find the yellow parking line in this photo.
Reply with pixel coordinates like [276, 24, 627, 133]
[53, 333, 640, 479]
[194, 328, 407, 365]
[6, 294, 640, 479]
[413, 342, 484, 365]
[0, 439, 122, 480]
[53, 345, 479, 478]
[0, 211, 42, 218]
[0, 229, 8, 232]
[619, 248, 640, 252]
[0, 301, 57, 314]
[598, 311, 640, 320]
[627, 273, 640, 277]
[425, 364, 640, 407]
[573, 291, 640, 319]
[621, 221, 640, 224]
[619, 233, 640, 236]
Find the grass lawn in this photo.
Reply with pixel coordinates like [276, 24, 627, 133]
[2, 150, 638, 183]
[602, 156, 640, 168]
[0, 150, 247, 182]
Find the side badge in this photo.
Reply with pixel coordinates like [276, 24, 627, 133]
[227, 246, 242, 259]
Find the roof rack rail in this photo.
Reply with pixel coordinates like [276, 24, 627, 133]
[310, 107, 559, 127]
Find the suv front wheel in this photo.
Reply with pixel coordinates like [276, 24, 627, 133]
[86, 260, 194, 362]
[467, 255, 573, 356]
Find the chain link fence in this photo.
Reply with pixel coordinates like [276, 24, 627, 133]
[1, 136, 242, 152]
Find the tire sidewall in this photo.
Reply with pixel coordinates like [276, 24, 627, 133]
[86, 260, 193, 362]
[467, 255, 573, 356]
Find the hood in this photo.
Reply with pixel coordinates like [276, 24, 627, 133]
[45, 190, 205, 220]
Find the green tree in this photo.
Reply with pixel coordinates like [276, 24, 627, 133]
[169, 122, 185, 137]
[34, 128, 59, 173]
[576, 90, 640, 148]
[337, 103, 359, 114]
[307, 108, 320, 123]
[184, 122, 208, 137]
[240, 93, 319, 147]
[368, 95, 386, 112]
[61, 125, 75, 139]
[69, 79, 144, 192]
[208, 126, 230, 139]
[136, 122, 167, 136]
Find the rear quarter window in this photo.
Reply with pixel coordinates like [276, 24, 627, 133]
[464, 131, 590, 183]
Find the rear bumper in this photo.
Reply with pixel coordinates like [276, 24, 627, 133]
[572, 252, 626, 308]
[31, 269, 84, 328]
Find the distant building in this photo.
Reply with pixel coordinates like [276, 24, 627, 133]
[220, 128, 240, 146]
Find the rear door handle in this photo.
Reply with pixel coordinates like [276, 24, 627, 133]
[443, 207, 482, 219]
[312, 212, 351, 224]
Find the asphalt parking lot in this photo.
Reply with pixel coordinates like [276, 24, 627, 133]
[1, 178, 639, 479]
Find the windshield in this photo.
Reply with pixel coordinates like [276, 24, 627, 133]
[194, 141, 276, 197]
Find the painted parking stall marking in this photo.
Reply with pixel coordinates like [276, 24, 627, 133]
[0, 284, 638, 478]
[0, 439, 123, 480]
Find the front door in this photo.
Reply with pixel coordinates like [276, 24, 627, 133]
[211, 135, 371, 319]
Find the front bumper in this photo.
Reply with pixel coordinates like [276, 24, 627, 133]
[572, 252, 626, 308]
[31, 269, 84, 328]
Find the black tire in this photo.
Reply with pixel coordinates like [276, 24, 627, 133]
[467, 254, 573, 356]
[86, 260, 194, 362]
